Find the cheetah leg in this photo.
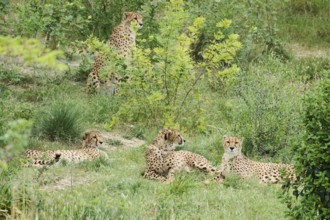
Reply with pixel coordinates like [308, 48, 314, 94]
[212, 172, 226, 182]
[205, 163, 226, 183]
[143, 170, 167, 181]
[192, 161, 217, 174]
[166, 168, 177, 182]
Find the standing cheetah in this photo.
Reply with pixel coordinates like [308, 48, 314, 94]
[87, 12, 143, 95]
[213, 136, 296, 183]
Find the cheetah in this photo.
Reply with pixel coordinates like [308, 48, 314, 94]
[87, 12, 143, 95]
[213, 136, 296, 183]
[143, 128, 217, 182]
[25, 131, 105, 167]
[164, 150, 217, 182]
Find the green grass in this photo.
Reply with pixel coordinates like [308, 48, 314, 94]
[277, 0, 330, 47]
[7, 147, 288, 220]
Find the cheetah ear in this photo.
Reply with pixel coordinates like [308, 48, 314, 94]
[83, 132, 88, 140]
[164, 131, 172, 140]
[164, 132, 169, 140]
[123, 12, 131, 19]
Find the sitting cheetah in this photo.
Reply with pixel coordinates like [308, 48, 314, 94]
[26, 131, 105, 167]
[143, 128, 217, 182]
[87, 12, 143, 95]
[213, 136, 296, 183]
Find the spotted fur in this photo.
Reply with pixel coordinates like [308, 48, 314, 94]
[143, 129, 216, 182]
[164, 150, 217, 182]
[143, 128, 185, 181]
[87, 12, 143, 95]
[26, 131, 104, 167]
[213, 137, 296, 183]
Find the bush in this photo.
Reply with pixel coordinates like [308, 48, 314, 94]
[0, 119, 33, 169]
[34, 102, 85, 141]
[0, 119, 33, 219]
[99, 0, 241, 131]
[0, 35, 66, 71]
[284, 79, 330, 219]
[186, 0, 289, 66]
[6, 0, 144, 49]
[231, 57, 303, 157]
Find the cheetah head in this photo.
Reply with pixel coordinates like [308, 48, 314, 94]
[123, 12, 143, 29]
[157, 128, 185, 151]
[83, 131, 103, 148]
[223, 136, 243, 157]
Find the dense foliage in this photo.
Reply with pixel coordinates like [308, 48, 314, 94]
[284, 80, 330, 219]
[103, 1, 241, 131]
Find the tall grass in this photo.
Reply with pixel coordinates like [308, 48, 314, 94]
[277, 0, 330, 46]
[34, 102, 85, 142]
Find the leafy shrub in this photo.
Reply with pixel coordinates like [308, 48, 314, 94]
[0, 119, 32, 167]
[7, 0, 144, 49]
[186, 0, 289, 66]
[11, 0, 91, 49]
[72, 55, 93, 82]
[98, 0, 241, 131]
[284, 79, 330, 219]
[34, 102, 85, 141]
[0, 119, 34, 219]
[0, 35, 66, 70]
[231, 57, 303, 157]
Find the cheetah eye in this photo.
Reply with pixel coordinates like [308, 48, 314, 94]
[93, 135, 97, 138]
[134, 17, 138, 20]
[226, 141, 230, 144]
[235, 142, 238, 144]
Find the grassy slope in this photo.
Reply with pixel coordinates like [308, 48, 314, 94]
[0, 53, 319, 220]
[3, 46, 330, 220]
[1, 73, 289, 218]
[2, 1, 330, 218]
[13, 146, 288, 220]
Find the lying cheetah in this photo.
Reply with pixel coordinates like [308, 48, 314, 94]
[213, 136, 296, 183]
[143, 128, 185, 181]
[143, 128, 217, 182]
[87, 12, 143, 95]
[26, 131, 105, 167]
[164, 150, 217, 182]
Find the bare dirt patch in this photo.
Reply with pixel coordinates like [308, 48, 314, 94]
[288, 43, 328, 58]
[99, 131, 146, 150]
[40, 175, 93, 191]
